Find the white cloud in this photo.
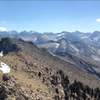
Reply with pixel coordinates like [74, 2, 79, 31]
[96, 18, 100, 23]
[0, 27, 8, 31]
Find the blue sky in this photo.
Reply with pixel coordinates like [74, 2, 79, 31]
[0, 0, 100, 33]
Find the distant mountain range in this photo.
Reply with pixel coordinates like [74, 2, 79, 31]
[0, 31, 100, 79]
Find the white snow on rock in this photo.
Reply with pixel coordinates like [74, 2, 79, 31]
[91, 55, 100, 61]
[81, 36, 88, 39]
[0, 62, 10, 73]
[70, 44, 79, 52]
[93, 37, 100, 41]
[0, 51, 3, 57]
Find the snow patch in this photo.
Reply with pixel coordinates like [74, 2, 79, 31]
[38, 43, 59, 49]
[33, 37, 37, 42]
[93, 37, 99, 41]
[0, 62, 10, 73]
[57, 33, 65, 37]
[0, 51, 3, 57]
[55, 43, 60, 48]
[81, 36, 88, 39]
[70, 44, 79, 52]
[91, 55, 100, 61]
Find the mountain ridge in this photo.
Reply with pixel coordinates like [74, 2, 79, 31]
[0, 37, 100, 99]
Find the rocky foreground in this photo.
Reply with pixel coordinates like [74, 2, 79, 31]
[0, 72, 100, 100]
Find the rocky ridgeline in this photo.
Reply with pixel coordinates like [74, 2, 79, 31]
[22, 62, 100, 100]
[0, 70, 100, 100]
[0, 38, 20, 54]
[0, 74, 33, 100]
[12, 57, 100, 100]
[0, 74, 50, 100]
[42, 69, 100, 100]
[29, 67, 100, 100]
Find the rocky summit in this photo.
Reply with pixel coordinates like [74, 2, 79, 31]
[0, 38, 100, 100]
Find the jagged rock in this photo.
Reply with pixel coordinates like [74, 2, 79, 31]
[16, 95, 26, 100]
[2, 74, 11, 81]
